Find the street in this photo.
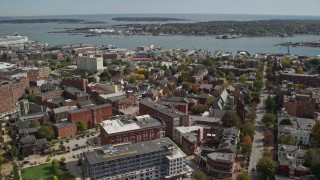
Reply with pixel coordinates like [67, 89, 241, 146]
[248, 63, 268, 180]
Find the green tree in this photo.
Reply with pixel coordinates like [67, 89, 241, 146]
[280, 118, 292, 126]
[88, 76, 97, 83]
[281, 58, 291, 68]
[253, 80, 263, 92]
[38, 125, 55, 140]
[27, 93, 38, 103]
[256, 156, 276, 179]
[128, 76, 137, 84]
[251, 91, 261, 103]
[239, 74, 248, 84]
[265, 96, 275, 113]
[278, 134, 296, 145]
[192, 105, 209, 114]
[77, 120, 87, 134]
[59, 144, 66, 151]
[241, 142, 253, 156]
[237, 171, 251, 180]
[243, 122, 255, 139]
[296, 67, 304, 74]
[261, 113, 276, 128]
[194, 171, 206, 180]
[182, 82, 191, 91]
[100, 69, 111, 82]
[221, 111, 242, 128]
[312, 121, 320, 143]
[10, 145, 19, 159]
[60, 156, 66, 162]
[205, 96, 215, 106]
[13, 163, 19, 180]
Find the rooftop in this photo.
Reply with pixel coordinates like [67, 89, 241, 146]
[84, 137, 178, 164]
[140, 98, 186, 118]
[207, 152, 234, 162]
[100, 114, 163, 134]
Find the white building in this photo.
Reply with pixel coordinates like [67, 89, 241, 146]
[76, 55, 103, 72]
[278, 145, 307, 165]
[173, 126, 203, 145]
[278, 109, 315, 145]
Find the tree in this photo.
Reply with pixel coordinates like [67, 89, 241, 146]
[265, 96, 275, 113]
[256, 156, 276, 179]
[237, 171, 251, 180]
[261, 113, 276, 128]
[13, 163, 19, 180]
[59, 144, 66, 151]
[243, 122, 255, 139]
[30, 119, 40, 128]
[77, 120, 87, 134]
[280, 118, 292, 126]
[205, 96, 215, 106]
[281, 58, 291, 68]
[99, 69, 111, 82]
[38, 125, 55, 140]
[88, 76, 97, 83]
[305, 149, 320, 179]
[253, 80, 263, 92]
[251, 91, 261, 103]
[10, 145, 19, 159]
[194, 171, 206, 180]
[221, 111, 242, 128]
[264, 129, 273, 146]
[312, 121, 320, 143]
[192, 105, 209, 114]
[278, 134, 296, 145]
[27, 93, 37, 103]
[296, 67, 304, 74]
[128, 76, 137, 84]
[239, 74, 248, 84]
[182, 82, 191, 91]
[60, 156, 66, 162]
[241, 142, 252, 156]
[243, 135, 252, 143]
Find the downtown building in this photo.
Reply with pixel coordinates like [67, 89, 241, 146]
[82, 137, 188, 180]
[76, 55, 103, 72]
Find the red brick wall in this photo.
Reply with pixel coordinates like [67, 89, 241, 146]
[27, 70, 39, 81]
[283, 100, 316, 118]
[90, 105, 112, 124]
[56, 124, 77, 138]
[68, 108, 92, 127]
[100, 126, 164, 145]
[62, 78, 88, 91]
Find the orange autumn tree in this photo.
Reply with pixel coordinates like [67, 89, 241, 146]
[243, 134, 252, 143]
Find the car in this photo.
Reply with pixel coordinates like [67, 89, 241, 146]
[252, 167, 256, 171]
[86, 135, 90, 138]
[67, 146, 70, 149]
[75, 144, 79, 147]
[76, 137, 79, 140]
[77, 154, 80, 158]
[23, 161, 30, 164]
[72, 155, 76, 158]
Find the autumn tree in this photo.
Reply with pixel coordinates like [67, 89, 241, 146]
[194, 171, 206, 180]
[243, 135, 252, 143]
[296, 67, 304, 74]
[262, 113, 276, 128]
[182, 82, 191, 91]
[264, 129, 273, 146]
[256, 156, 276, 179]
[221, 111, 242, 128]
[30, 119, 41, 128]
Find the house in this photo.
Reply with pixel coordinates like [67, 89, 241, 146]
[20, 135, 51, 156]
[278, 145, 310, 177]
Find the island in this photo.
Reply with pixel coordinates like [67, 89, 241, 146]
[112, 17, 187, 22]
[0, 19, 105, 24]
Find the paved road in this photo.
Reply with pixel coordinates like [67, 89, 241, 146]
[249, 63, 268, 179]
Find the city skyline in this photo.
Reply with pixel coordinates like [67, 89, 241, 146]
[1, 0, 320, 16]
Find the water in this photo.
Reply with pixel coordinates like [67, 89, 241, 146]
[0, 14, 320, 56]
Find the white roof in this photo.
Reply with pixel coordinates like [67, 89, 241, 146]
[100, 119, 140, 134]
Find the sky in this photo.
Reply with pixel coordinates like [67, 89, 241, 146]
[0, 0, 320, 17]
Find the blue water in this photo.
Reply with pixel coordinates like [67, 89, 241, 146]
[0, 14, 319, 56]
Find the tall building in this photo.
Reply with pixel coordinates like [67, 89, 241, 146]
[0, 78, 28, 120]
[82, 137, 188, 180]
[76, 55, 103, 72]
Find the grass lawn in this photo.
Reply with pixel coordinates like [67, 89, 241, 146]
[21, 163, 53, 180]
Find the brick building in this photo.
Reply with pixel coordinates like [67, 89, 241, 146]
[159, 96, 198, 114]
[0, 78, 29, 119]
[282, 94, 316, 118]
[139, 98, 190, 138]
[54, 123, 77, 138]
[26, 69, 39, 81]
[275, 72, 320, 87]
[206, 152, 235, 175]
[20, 135, 51, 156]
[245, 59, 259, 69]
[61, 77, 88, 91]
[100, 114, 165, 145]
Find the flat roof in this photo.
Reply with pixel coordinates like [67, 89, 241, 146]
[52, 106, 78, 114]
[84, 137, 176, 164]
[207, 152, 234, 162]
[140, 98, 186, 118]
[100, 114, 163, 134]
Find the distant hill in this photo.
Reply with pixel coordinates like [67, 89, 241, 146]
[0, 19, 105, 24]
[112, 17, 187, 22]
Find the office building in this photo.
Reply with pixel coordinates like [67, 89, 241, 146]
[76, 55, 103, 72]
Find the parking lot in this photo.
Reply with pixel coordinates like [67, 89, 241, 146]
[21, 131, 101, 179]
